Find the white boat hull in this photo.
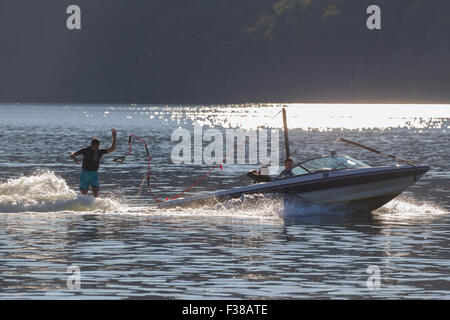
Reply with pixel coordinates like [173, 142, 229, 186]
[160, 165, 429, 213]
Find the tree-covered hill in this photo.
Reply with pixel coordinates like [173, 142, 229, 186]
[0, 0, 449, 104]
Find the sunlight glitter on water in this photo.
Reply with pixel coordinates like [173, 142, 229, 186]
[0, 103, 448, 299]
[159, 103, 450, 131]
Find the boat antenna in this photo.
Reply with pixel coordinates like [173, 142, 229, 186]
[339, 137, 416, 165]
[282, 107, 290, 159]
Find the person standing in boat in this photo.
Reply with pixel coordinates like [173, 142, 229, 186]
[279, 158, 294, 177]
[69, 128, 117, 197]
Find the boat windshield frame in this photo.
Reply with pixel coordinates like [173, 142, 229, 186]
[279, 155, 371, 179]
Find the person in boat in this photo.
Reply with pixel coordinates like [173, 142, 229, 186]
[278, 158, 294, 178]
[247, 158, 295, 182]
[69, 128, 117, 197]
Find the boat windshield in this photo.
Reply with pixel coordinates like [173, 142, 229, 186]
[291, 166, 310, 176]
[299, 156, 370, 173]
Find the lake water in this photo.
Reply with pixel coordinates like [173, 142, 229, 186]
[0, 103, 449, 299]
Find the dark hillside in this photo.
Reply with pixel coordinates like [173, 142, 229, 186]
[0, 0, 449, 103]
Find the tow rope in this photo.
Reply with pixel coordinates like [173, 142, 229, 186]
[113, 134, 233, 203]
[113, 110, 282, 202]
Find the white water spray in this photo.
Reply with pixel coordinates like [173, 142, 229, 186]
[0, 170, 121, 213]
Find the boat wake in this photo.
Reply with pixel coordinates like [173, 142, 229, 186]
[373, 196, 448, 222]
[2, 171, 444, 223]
[153, 193, 448, 224]
[0, 170, 122, 213]
[152, 193, 284, 221]
[154, 193, 343, 221]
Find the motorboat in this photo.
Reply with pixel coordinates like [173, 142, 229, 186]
[159, 108, 430, 213]
[159, 151, 429, 213]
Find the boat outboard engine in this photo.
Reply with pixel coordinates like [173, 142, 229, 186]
[330, 149, 337, 157]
